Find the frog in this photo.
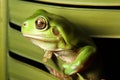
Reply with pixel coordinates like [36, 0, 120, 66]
[21, 9, 103, 80]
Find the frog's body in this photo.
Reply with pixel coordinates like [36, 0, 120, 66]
[21, 9, 103, 80]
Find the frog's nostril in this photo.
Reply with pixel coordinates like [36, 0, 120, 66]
[23, 21, 28, 27]
[23, 23, 26, 26]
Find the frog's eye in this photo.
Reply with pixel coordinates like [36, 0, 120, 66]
[35, 16, 47, 30]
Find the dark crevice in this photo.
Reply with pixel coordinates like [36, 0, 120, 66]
[9, 22, 21, 31]
[9, 51, 49, 72]
[92, 38, 120, 80]
[23, 0, 120, 10]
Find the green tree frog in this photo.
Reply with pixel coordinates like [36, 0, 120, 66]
[21, 9, 102, 80]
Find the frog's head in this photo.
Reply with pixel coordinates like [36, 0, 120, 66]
[21, 9, 73, 51]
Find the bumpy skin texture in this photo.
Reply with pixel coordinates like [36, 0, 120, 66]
[21, 9, 102, 80]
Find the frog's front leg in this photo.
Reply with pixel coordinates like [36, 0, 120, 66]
[43, 51, 53, 62]
[63, 46, 96, 75]
[43, 51, 73, 80]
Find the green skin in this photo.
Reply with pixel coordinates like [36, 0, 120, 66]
[21, 9, 96, 75]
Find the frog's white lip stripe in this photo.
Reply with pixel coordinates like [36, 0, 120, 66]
[23, 34, 59, 42]
[23, 34, 45, 39]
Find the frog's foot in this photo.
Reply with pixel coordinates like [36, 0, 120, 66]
[47, 67, 62, 78]
[63, 61, 83, 75]
[47, 67, 72, 80]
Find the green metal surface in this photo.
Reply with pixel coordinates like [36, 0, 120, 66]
[9, 0, 120, 38]
[0, 0, 8, 80]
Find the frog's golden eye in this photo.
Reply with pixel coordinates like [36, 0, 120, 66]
[35, 16, 47, 30]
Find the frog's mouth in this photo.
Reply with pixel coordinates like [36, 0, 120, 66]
[23, 34, 59, 43]
[23, 34, 64, 51]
